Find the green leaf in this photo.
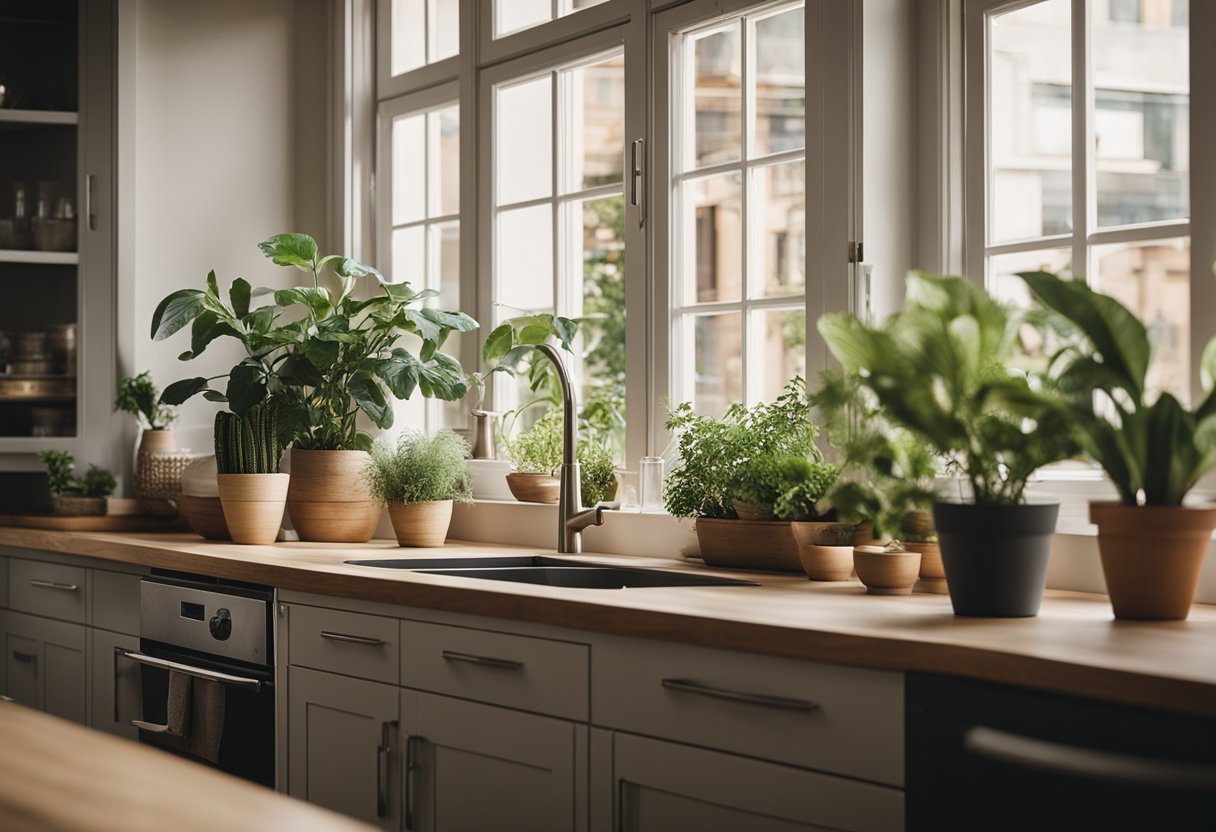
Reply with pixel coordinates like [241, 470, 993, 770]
[332, 257, 382, 282]
[420, 307, 479, 333]
[205, 270, 221, 300]
[381, 281, 420, 302]
[349, 373, 393, 429]
[186, 311, 242, 359]
[226, 364, 267, 416]
[150, 289, 206, 341]
[377, 350, 421, 400]
[274, 287, 333, 319]
[353, 432, 375, 452]
[230, 278, 252, 318]
[258, 233, 319, 271]
[418, 352, 470, 400]
[303, 338, 341, 370]
[202, 390, 228, 403]
[518, 324, 553, 344]
[160, 377, 210, 406]
[245, 305, 277, 335]
[1200, 336, 1216, 395]
[553, 316, 578, 349]
[483, 323, 514, 363]
[277, 354, 325, 388]
[400, 309, 442, 342]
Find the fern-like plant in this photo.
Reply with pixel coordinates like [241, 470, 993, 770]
[363, 430, 472, 505]
[214, 401, 283, 475]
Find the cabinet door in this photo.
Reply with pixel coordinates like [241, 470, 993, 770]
[288, 666, 400, 830]
[2, 611, 87, 724]
[89, 629, 140, 739]
[401, 689, 587, 832]
[610, 733, 903, 832]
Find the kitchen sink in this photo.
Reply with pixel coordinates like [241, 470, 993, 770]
[344, 556, 759, 589]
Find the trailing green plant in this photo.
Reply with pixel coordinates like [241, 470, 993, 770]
[579, 442, 617, 506]
[663, 377, 821, 519]
[502, 408, 564, 475]
[36, 450, 116, 498]
[363, 430, 472, 506]
[214, 401, 283, 475]
[114, 371, 176, 430]
[818, 273, 1076, 506]
[1020, 269, 1216, 506]
[152, 233, 478, 451]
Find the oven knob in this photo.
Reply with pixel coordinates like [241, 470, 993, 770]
[209, 608, 232, 641]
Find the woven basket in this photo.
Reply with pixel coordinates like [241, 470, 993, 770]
[136, 451, 199, 517]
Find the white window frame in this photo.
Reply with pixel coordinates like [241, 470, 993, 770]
[377, 0, 461, 99]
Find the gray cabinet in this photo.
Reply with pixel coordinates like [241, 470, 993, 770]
[2, 610, 87, 724]
[610, 733, 903, 832]
[88, 628, 140, 738]
[401, 689, 586, 832]
[287, 665, 400, 830]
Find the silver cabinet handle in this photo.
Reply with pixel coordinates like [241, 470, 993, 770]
[86, 174, 97, 231]
[115, 648, 261, 691]
[376, 720, 396, 819]
[320, 630, 386, 647]
[12, 650, 37, 664]
[29, 578, 79, 592]
[964, 726, 1216, 793]
[660, 678, 820, 712]
[441, 650, 522, 670]
[131, 719, 170, 733]
[404, 734, 421, 831]
[0, 695, 13, 703]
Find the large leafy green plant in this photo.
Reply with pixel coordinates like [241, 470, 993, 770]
[818, 273, 1076, 505]
[1020, 270, 1216, 505]
[152, 233, 478, 450]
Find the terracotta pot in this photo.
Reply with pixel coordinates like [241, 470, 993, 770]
[178, 494, 231, 541]
[51, 495, 105, 516]
[506, 472, 560, 504]
[695, 518, 803, 572]
[287, 449, 382, 543]
[388, 500, 454, 547]
[732, 499, 774, 521]
[791, 521, 855, 547]
[903, 540, 947, 594]
[852, 520, 877, 546]
[797, 544, 854, 581]
[853, 546, 921, 596]
[1090, 501, 1216, 621]
[217, 473, 289, 545]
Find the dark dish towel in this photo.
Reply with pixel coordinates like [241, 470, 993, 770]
[166, 670, 192, 738]
[189, 677, 226, 764]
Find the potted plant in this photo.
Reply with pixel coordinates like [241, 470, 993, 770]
[152, 233, 478, 542]
[214, 401, 288, 545]
[364, 430, 472, 547]
[37, 451, 117, 515]
[1021, 269, 1216, 620]
[579, 441, 618, 506]
[819, 273, 1077, 616]
[501, 409, 563, 503]
[853, 541, 922, 596]
[797, 519, 857, 582]
[115, 371, 191, 516]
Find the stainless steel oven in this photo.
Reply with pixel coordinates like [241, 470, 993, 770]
[119, 572, 276, 787]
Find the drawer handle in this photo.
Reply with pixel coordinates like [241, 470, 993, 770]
[404, 734, 421, 831]
[320, 630, 386, 647]
[964, 726, 1216, 792]
[441, 650, 523, 670]
[29, 579, 79, 592]
[0, 695, 13, 703]
[12, 650, 37, 664]
[660, 678, 820, 712]
[377, 720, 397, 819]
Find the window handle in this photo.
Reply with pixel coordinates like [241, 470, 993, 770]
[630, 138, 645, 224]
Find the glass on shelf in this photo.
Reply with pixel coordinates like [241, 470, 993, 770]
[639, 456, 665, 512]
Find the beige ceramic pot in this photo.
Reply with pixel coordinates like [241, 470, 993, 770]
[217, 473, 289, 545]
[506, 472, 560, 504]
[1090, 501, 1216, 621]
[135, 429, 192, 517]
[797, 544, 854, 581]
[853, 545, 921, 596]
[903, 540, 947, 594]
[287, 449, 382, 543]
[388, 500, 454, 547]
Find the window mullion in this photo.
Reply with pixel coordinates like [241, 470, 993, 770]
[1072, 0, 1091, 284]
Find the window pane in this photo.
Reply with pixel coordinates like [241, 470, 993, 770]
[988, 0, 1072, 242]
[563, 53, 625, 193]
[428, 104, 459, 217]
[579, 195, 626, 461]
[690, 25, 742, 169]
[391, 225, 425, 287]
[496, 75, 552, 205]
[430, 221, 464, 428]
[495, 0, 550, 38]
[683, 172, 743, 304]
[391, 113, 425, 225]
[753, 6, 805, 157]
[756, 308, 805, 403]
[1094, 237, 1190, 403]
[692, 313, 743, 418]
[754, 161, 805, 297]
[987, 248, 1073, 309]
[497, 205, 553, 315]
[391, 0, 425, 76]
[1093, 4, 1189, 227]
[429, 0, 459, 62]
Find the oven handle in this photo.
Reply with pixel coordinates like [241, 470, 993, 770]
[115, 648, 263, 692]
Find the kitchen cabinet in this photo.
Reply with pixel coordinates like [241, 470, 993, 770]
[287, 665, 401, 830]
[2, 609, 87, 724]
[88, 628, 139, 739]
[401, 688, 587, 832]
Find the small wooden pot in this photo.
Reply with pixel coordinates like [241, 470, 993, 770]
[217, 473, 289, 545]
[697, 518, 804, 572]
[853, 546, 921, 596]
[179, 494, 231, 541]
[506, 472, 560, 504]
[287, 449, 382, 543]
[797, 545, 854, 581]
[388, 500, 454, 547]
[51, 495, 106, 516]
[903, 540, 947, 594]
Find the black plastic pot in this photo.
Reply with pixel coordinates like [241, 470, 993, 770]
[933, 501, 1058, 617]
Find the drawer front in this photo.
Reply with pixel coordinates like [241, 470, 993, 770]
[288, 604, 399, 684]
[91, 570, 142, 635]
[401, 620, 589, 721]
[9, 559, 86, 623]
[593, 638, 904, 786]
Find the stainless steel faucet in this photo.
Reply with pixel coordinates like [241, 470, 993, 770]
[530, 343, 605, 553]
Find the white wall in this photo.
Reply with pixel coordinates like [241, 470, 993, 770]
[116, 0, 331, 462]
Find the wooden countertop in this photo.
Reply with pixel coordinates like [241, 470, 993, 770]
[0, 701, 373, 832]
[2, 528, 1215, 718]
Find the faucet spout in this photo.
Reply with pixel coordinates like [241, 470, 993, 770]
[530, 344, 605, 553]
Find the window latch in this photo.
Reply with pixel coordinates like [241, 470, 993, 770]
[630, 138, 645, 225]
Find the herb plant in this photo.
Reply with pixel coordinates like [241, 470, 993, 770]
[152, 233, 478, 451]
[214, 402, 283, 475]
[79, 466, 118, 499]
[114, 371, 176, 430]
[36, 450, 116, 498]
[364, 430, 472, 506]
[818, 273, 1076, 505]
[502, 409, 564, 475]
[579, 442, 617, 506]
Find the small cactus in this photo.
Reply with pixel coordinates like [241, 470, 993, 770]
[215, 402, 283, 474]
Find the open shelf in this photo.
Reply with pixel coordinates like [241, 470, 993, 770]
[0, 109, 78, 128]
[0, 249, 77, 265]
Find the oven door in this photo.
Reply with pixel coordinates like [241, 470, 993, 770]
[118, 642, 275, 787]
